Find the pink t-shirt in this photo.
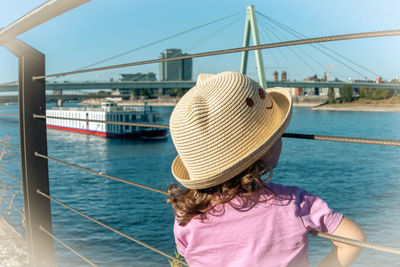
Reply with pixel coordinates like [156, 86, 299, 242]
[174, 183, 343, 267]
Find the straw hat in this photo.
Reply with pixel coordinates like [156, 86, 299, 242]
[170, 71, 292, 189]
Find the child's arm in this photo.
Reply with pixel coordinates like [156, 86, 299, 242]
[318, 216, 366, 267]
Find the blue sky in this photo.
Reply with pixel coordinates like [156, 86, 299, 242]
[1, 0, 400, 84]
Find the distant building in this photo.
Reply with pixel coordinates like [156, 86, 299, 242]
[273, 71, 279, 81]
[281, 71, 287, 81]
[295, 88, 303, 96]
[111, 72, 157, 98]
[120, 72, 156, 81]
[159, 49, 192, 81]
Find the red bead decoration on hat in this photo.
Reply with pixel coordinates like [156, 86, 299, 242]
[259, 88, 265, 99]
[246, 97, 254, 107]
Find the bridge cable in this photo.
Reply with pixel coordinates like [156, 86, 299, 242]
[258, 16, 327, 75]
[32, 114, 400, 146]
[36, 189, 188, 266]
[258, 18, 319, 75]
[259, 11, 382, 78]
[257, 19, 285, 72]
[184, 15, 244, 74]
[39, 225, 98, 267]
[309, 230, 400, 256]
[257, 13, 368, 79]
[34, 152, 169, 196]
[183, 15, 243, 52]
[256, 12, 381, 79]
[33, 29, 400, 81]
[76, 12, 242, 71]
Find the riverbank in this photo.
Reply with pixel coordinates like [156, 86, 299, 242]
[312, 96, 400, 112]
[312, 104, 400, 112]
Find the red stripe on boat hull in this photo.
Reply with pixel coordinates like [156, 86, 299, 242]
[46, 125, 168, 139]
[46, 125, 107, 136]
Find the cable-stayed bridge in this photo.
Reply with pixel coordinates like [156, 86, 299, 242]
[1, 80, 399, 93]
[1, 5, 399, 99]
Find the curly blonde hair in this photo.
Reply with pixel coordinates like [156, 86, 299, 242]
[168, 160, 271, 226]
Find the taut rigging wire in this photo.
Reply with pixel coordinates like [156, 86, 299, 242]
[34, 152, 168, 196]
[32, 114, 400, 146]
[0, 113, 18, 116]
[33, 152, 400, 256]
[259, 16, 327, 75]
[256, 11, 381, 79]
[310, 230, 400, 256]
[32, 29, 400, 81]
[258, 18, 319, 76]
[0, 168, 22, 184]
[36, 189, 188, 266]
[77, 12, 242, 71]
[39, 226, 98, 267]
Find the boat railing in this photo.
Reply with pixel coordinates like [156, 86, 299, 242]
[49, 106, 146, 113]
[1, 1, 400, 266]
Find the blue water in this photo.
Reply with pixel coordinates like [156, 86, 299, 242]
[0, 103, 400, 266]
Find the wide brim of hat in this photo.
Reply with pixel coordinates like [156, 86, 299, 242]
[171, 87, 293, 189]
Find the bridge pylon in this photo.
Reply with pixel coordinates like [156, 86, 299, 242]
[240, 5, 267, 88]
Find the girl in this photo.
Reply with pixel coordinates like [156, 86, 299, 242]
[168, 71, 365, 267]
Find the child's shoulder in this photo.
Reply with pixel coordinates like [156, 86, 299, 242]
[267, 183, 316, 201]
[268, 183, 307, 194]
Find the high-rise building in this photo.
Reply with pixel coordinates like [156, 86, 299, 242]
[159, 49, 192, 81]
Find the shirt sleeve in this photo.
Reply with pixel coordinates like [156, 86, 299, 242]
[173, 218, 187, 257]
[297, 189, 343, 234]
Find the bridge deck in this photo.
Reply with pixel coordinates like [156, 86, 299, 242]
[0, 217, 28, 266]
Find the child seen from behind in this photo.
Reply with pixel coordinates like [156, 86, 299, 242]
[168, 71, 365, 267]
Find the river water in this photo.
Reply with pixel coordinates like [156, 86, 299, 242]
[0, 103, 399, 266]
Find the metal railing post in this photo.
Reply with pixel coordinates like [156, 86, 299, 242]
[4, 38, 55, 267]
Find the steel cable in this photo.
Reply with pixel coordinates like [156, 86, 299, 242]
[0, 113, 18, 116]
[256, 11, 382, 77]
[36, 190, 188, 266]
[32, 29, 400, 80]
[281, 133, 400, 146]
[34, 152, 168, 196]
[310, 230, 400, 256]
[39, 225, 98, 267]
[33, 114, 400, 146]
[0, 81, 18, 86]
[258, 18, 318, 75]
[33, 152, 400, 256]
[78, 12, 242, 70]
[0, 169, 22, 184]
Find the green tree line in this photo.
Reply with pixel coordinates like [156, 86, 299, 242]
[329, 85, 395, 103]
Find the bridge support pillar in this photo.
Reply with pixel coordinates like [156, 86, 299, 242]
[4, 38, 55, 267]
[240, 5, 267, 88]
